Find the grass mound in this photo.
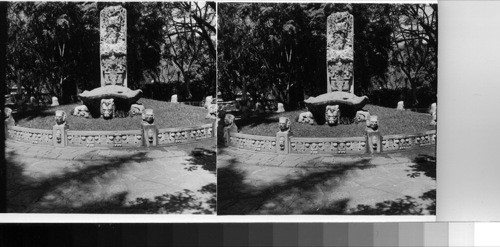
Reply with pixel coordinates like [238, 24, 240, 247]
[14, 98, 213, 131]
[236, 104, 436, 138]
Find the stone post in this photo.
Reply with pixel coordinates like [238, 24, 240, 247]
[53, 110, 69, 147]
[4, 107, 15, 139]
[141, 109, 157, 147]
[142, 124, 158, 147]
[223, 114, 237, 146]
[366, 129, 381, 154]
[365, 115, 381, 153]
[276, 117, 292, 154]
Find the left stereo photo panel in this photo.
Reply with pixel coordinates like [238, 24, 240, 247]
[4, 2, 217, 214]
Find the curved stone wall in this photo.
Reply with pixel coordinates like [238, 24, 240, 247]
[158, 124, 214, 145]
[5, 123, 215, 148]
[228, 132, 277, 153]
[7, 126, 53, 146]
[225, 129, 436, 155]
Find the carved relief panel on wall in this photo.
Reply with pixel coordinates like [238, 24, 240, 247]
[100, 6, 127, 87]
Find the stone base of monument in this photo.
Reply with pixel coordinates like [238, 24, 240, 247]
[78, 85, 143, 118]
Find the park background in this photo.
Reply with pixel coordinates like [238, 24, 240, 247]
[5, 2, 216, 108]
[217, 3, 437, 112]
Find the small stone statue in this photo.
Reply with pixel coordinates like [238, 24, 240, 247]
[51, 96, 60, 106]
[100, 99, 115, 119]
[72, 105, 90, 118]
[204, 96, 214, 109]
[298, 111, 315, 125]
[397, 101, 404, 110]
[276, 103, 285, 113]
[142, 109, 154, 125]
[171, 94, 178, 103]
[278, 117, 291, 132]
[129, 103, 145, 116]
[325, 105, 340, 126]
[355, 110, 370, 123]
[366, 115, 379, 131]
[55, 110, 67, 126]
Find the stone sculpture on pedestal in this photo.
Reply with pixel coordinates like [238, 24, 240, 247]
[55, 110, 68, 126]
[142, 109, 155, 125]
[78, 5, 142, 119]
[304, 11, 368, 125]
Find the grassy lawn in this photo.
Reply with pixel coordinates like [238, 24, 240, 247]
[236, 104, 436, 138]
[14, 98, 213, 131]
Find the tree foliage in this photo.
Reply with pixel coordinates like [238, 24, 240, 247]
[217, 3, 437, 109]
[7, 2, 215, 103]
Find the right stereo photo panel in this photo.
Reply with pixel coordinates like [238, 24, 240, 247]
[216, 2, 437, 216]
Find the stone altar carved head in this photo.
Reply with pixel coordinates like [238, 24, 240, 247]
[355, 110, 370, 123]
[73, 105, 90, 118]
[100, 99, 115, 119]
[142, 109, 154, 124]
[130, 104, 145, 116]
[298, 111, 314, 125]
[367, 115, 379, 131]
[325, 105, 340, 126]
[55, 110, 67, 126]
[278, 117, 291, 132]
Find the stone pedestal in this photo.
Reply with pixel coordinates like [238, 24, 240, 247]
[142, 124, 158, 147]
[276, 131, 292, 154]
[366, 129, 381, 153]
[223, 124, 237, 146]
[53, 125, 69, 147]
[5, 118, 15, 139]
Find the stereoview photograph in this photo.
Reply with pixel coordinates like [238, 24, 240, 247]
[5, 2, 216, 214]
[217, 3, 437, 215]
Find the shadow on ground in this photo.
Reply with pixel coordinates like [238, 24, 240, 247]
[217, 148, 436, 215]
[217, 156, 374, 215]
[6, 148, 216, 214]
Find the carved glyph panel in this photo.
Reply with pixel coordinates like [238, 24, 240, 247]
[327, 12, 354, 93]
[66, 131, 142, 148]
[290, 137, 365, 155]
[8, 127, 53, 146]
[100, 5, 127, 87]
[157, 125, 213, 145]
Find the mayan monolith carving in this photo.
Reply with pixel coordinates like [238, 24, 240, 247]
[100, 6, 127, 87]
[326, 12, 354, 93]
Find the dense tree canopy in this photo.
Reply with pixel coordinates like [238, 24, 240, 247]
[217, 3, 437, 109]
[7, 2, 215, 104]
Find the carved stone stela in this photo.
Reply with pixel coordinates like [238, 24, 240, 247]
[100, 6, 127, 87]
[326, 12, 354, 93]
